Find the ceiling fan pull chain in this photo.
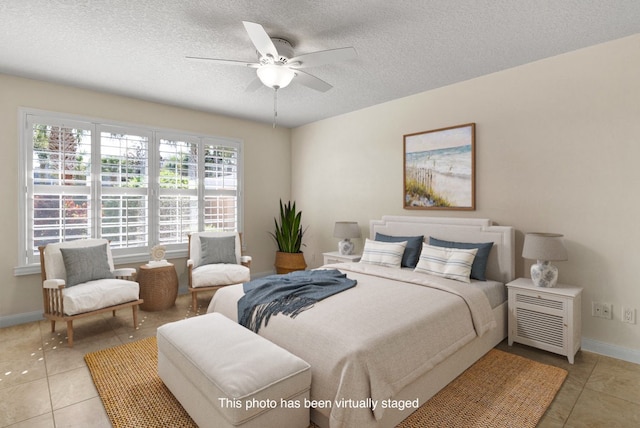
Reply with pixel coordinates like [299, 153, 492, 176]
[273, 87, 278, 128]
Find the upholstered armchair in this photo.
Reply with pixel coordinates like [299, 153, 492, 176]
[187, 231, 251, 310]
[39, 239, 143, 347]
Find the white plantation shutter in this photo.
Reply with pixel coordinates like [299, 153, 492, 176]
[19, 109, 242, 268]
[158, 136, 199, 246]
[203, 140, 239, 232]
[157, 136, 242, 247]
[30, 120, 93, 252]
[99, 128, 150, 252]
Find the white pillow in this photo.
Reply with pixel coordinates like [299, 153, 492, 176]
[360, 238, 407, 268]
[414, 244, 478, 283]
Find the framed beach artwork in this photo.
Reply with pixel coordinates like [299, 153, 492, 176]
[403, 123, 475, 210]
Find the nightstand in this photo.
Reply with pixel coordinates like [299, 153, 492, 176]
[506, 278, 582, 363]
[322, 251, 361, 265]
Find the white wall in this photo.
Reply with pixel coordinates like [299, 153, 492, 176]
[0, 74, 291, 323]
[291, 35, 640, 359]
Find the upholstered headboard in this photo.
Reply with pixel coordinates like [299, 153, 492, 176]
[370, 216, 515, 283]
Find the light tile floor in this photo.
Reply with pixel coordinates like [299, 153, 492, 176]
[1, 293, 639, 427]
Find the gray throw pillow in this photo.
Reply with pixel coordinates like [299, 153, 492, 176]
[375, 233, 424, 268]
[428, 237, 493, 281]
[199, 236, 237, 266]
[60, 243, 114, 287]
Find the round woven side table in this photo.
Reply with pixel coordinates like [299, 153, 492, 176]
[138, 263, 178, 311]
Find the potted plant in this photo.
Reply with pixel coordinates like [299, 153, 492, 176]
[270, 199, 307, 274]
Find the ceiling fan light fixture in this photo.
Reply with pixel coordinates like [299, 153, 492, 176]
[256, 64, 295, 89]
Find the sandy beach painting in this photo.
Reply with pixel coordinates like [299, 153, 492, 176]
[403, 123, 475, 210]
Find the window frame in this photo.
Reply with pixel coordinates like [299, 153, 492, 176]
[15, 108, 243, 275]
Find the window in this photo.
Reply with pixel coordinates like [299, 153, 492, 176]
[100, 127, 150, 253]
[18, 109, 242, 271]
[202, 141, 240, 230]
[31, 121, 93, 247]
[158, 136, 199, 246]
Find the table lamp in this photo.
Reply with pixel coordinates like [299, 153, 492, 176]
[522, 233, 568, 287]
[333, 222, 361, 255]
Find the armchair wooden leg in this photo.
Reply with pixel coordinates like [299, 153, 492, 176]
[66, 320, 74, 347]
[191, 291, 197, 312]
[112, 310, 116, 317]
[50, 320, 56, 333]
[132, 305, 139, 329]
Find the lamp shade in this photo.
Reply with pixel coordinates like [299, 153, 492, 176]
[256, 64, 295, 89]
[333, 222, 361, 239]
[522, 233, 568, 261]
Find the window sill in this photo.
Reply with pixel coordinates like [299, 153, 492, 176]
[13, 248, 189, 276]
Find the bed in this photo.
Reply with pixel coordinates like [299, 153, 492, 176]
[208, 216, 515, 428]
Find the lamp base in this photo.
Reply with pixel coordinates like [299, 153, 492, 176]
[530, 260, 558, 287]
[338, 239, 355, 255]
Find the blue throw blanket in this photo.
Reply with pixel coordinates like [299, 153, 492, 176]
[238, 269, 357, 333]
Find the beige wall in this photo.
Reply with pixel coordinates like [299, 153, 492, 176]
[291, 35, 640, 358]
[0, 74, 291, 321]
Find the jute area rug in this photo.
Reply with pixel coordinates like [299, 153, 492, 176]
[85, 337, 567, 428]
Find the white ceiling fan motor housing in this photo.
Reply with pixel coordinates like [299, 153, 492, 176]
[258, 38, 294, 64]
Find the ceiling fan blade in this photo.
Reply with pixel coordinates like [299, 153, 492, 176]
[185, 56, 259, 68]
[242, 21, 278, 59]
[288, 47, 357, 68]
[293, 70, 333, 92]
[245, 77, 264, 92]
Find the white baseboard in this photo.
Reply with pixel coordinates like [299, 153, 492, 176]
[582, 337, 640, 364]
[0, 310, 43, 328]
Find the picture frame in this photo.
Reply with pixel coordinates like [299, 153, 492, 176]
[403, 123, 475, 210]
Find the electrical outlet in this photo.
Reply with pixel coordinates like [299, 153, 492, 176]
[592, 302, 613, 319]
[602, 303, 612, 320]
[592, 302, 602, 317]
[622, 307, 636, 324]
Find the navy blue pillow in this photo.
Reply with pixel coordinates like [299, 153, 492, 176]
[428, 237, 493, 281]
[375, 233, 423, 268]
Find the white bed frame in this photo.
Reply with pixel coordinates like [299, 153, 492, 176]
[349, 216, 515, 428]
[209, 216, 515, 428]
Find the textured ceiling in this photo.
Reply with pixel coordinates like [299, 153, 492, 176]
[2, 1, 640, 128]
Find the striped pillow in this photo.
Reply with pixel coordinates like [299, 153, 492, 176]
[360, 238, 407, 268]
[414, 244, 478, 283]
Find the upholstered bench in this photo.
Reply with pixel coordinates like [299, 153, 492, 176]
[157, 313, 311, 428]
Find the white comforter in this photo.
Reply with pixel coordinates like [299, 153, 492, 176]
[208, 262, 496, 428]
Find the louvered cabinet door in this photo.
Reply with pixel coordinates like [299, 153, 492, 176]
[507, 278, 582, 364]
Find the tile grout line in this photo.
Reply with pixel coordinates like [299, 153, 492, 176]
[40, 321, 58, 428]
[562, 354, 601, 427]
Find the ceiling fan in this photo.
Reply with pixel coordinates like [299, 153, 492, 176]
[187, 21, 357, 93]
